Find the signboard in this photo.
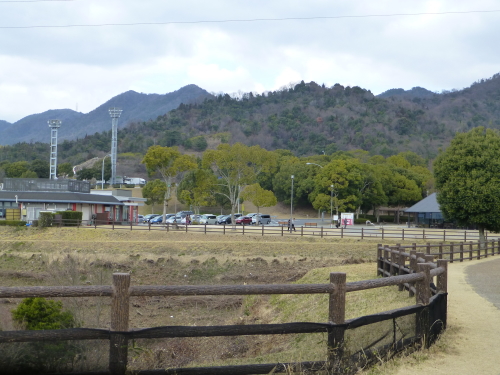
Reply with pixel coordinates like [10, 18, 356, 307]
[340, 213, 354, 226]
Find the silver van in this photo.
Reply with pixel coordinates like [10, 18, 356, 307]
[252, 214, 271, 225]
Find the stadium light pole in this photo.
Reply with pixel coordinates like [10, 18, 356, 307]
[108, 107, 123, 186]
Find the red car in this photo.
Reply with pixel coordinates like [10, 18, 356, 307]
[235, 216, 252, 225]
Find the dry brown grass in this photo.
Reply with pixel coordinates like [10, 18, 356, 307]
[0, 226, 458, 374]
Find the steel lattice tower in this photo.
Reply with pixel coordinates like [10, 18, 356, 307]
[48, 119, 62, 180]
[108, 107, 122, 185]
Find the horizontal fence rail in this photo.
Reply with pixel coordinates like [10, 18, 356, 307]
[0, 248, 447, 375]
[27, 218, 495, 241]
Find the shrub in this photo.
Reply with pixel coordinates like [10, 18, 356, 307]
[0, 220, 27, 226]
[38, 212, 54, 228]
[12, 297, 75, 330]
[55, 211, 83, 227]
[9, 298, 79, 373]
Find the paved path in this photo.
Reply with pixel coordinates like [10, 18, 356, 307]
[385, 257, 500, 375]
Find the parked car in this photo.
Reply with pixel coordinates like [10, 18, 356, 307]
[217, 213, 243, 224]
[181, 215, 202, 224]
[200, 214, 217, 225]
[138, 215, 144, 223]
[166, 215, 182, 224]
[143, 214, 160, 223]
[252, 214, 272, 225]
[236, 216, 252, 225]
[150, 214, 175, 224]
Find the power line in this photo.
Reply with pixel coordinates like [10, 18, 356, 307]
[0, 0, 75, 2]
[0, 9, 499, 29]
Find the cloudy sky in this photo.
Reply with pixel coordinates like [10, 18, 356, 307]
[1, 0, 499, 123]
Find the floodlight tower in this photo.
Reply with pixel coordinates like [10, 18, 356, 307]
[48, 119, 62, 180]
[108, 107, 123, 185]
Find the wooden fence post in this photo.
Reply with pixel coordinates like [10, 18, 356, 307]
[469, 242, 473, 260]
[321, 226, 324, 238]
[443, 230, 446, 242]
[204, 224, 207, 234]
[409, 250, 417, 297]
[402, 228, 404, 241]
[328, 273, 346, 372]
[341, 227, 344, 239]
[381, 227, 384, 240]
[398, 247, 405, 291]
[449, 243, 454, 263]
[262, 224, 265, 237]
[437, 259, 448, 294]
[281, 225, 284, 236]
[460, 243, 464, 262]
[300, 226, 303, 237]
[223, 224, 226, 235]
[130, 220, 132, 231]
[477, 241, 481, 260]
[439, 243, 443, 260]
[416, 263, 431, 348]
[426, 243, 431, 255]
[109, 273, 131, 375]
[112, 219, 115, 230]
[389, 247, 396, 276]
[361, 227, 364, 239]
[242, 224, 245, 236]
[377, 244, 382, 277]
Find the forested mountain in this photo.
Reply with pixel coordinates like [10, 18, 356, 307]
[1, 73, 500, 167]
[377, 86, 436, 99]
[0, 84, 212, 145]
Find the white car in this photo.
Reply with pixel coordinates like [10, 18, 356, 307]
[181, 215, 202, 224]
[199, 214, 217, 225]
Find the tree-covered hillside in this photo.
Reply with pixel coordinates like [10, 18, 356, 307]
[2, 73, 500, 167]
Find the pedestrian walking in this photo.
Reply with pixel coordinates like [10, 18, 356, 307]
[291, 218, 296, 232]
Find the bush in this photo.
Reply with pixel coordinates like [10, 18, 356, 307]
[12, 297, 75, 330]
[0, 220, 27, 226]
[8, 298, 79, 373]
[55, 211, 83, 227]
[38, 212, 54, 228]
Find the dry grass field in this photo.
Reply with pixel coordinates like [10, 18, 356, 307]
[0, 226, 456, 373]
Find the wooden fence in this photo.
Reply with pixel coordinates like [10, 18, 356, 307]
[52, 218, 495, 241]
[0, 257, 447, 374]
[377, 239, 500, 281]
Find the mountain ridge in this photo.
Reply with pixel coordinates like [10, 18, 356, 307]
[0, 84, 212, 145]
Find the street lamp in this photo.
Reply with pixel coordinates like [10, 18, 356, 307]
[101, 154, 111, 190]
[290, 175, 294, 232]
[330, 184, 334, 228]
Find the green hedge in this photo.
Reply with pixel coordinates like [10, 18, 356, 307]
[0, 220, 27, 226]
[55, 211, 83, 227]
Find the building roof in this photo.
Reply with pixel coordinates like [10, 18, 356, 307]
[405, 193, 441, 213]
[0, 191, 122, 205]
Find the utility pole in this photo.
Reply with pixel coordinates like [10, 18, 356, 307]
[48, 119, 61, 180]
[109, 108, 123, 186]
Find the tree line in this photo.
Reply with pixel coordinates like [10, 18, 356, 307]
[141, 143, 432, 223]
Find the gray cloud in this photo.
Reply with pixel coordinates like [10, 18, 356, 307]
[0, 0, 499, 122]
